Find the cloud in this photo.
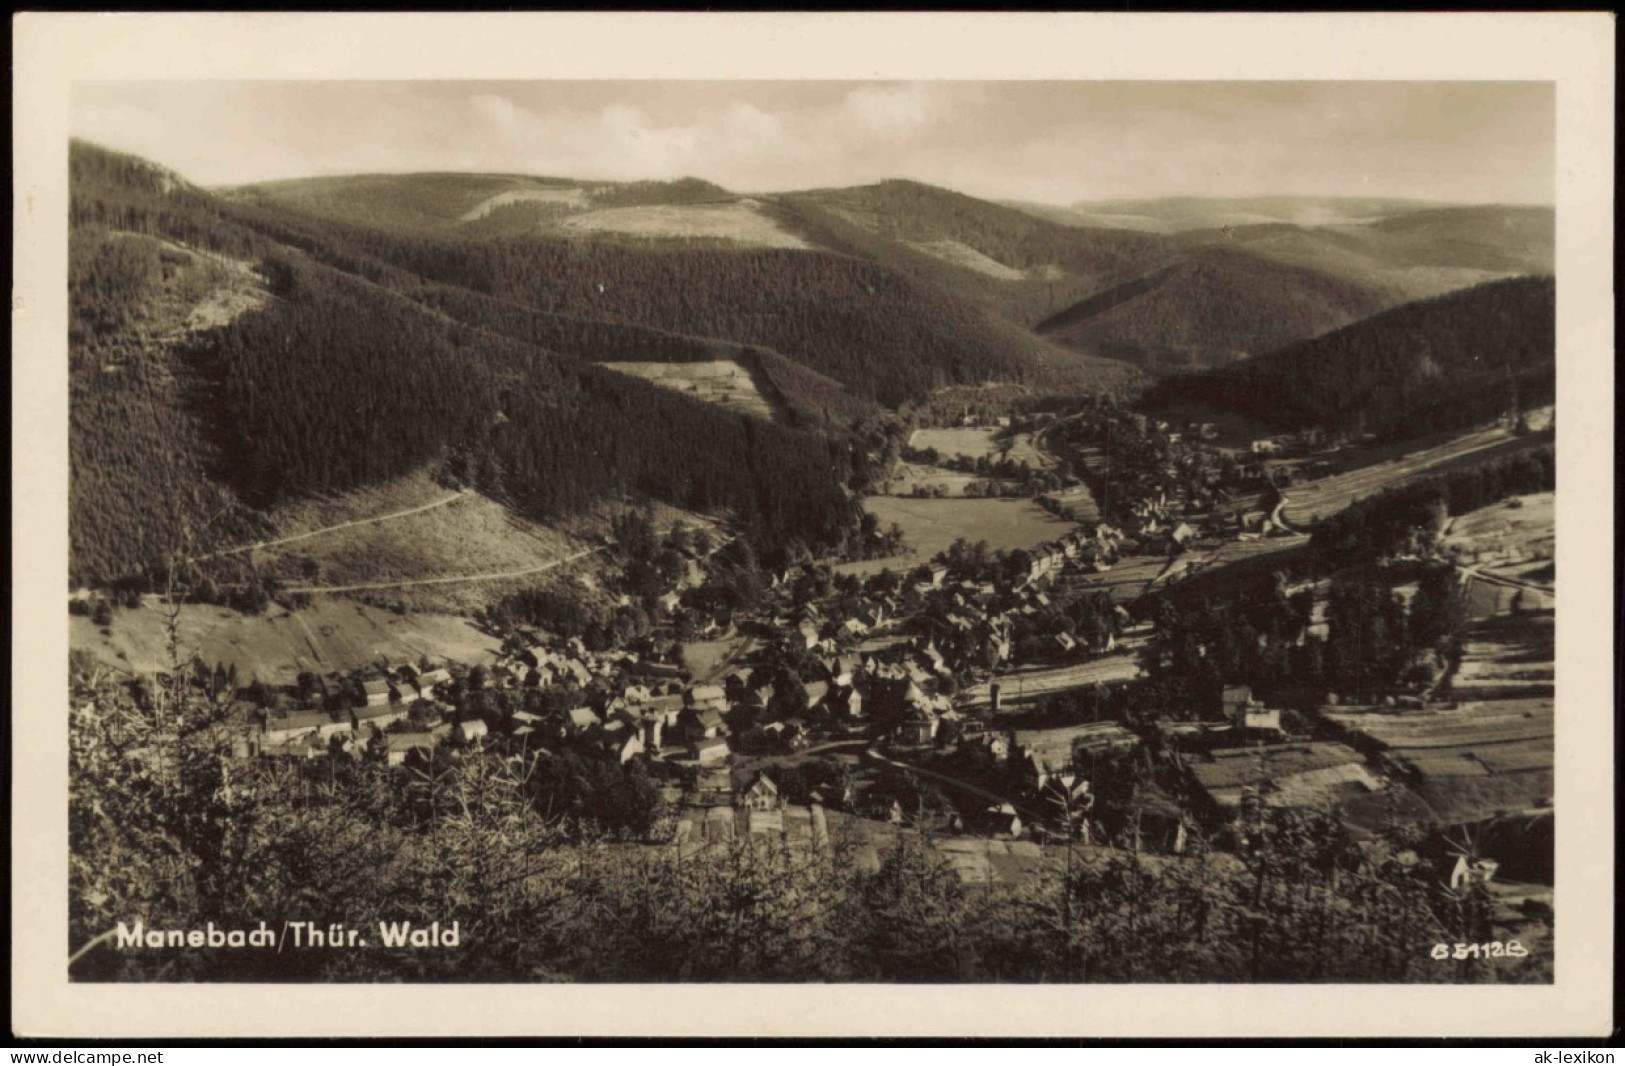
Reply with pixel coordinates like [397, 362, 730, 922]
[598, 104, 703, 178]
[470, 93, 531, 143]
[723, 101, 785, 152]
[844, 83, 932, 137]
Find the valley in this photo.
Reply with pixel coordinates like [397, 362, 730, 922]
[65, 137, 1560, 988]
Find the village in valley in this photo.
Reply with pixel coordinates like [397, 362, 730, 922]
[110, 397, 1553, 929]
[59, 77, 1568, 985]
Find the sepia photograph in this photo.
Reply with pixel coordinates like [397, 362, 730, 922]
[13, 11, 1615, 1041]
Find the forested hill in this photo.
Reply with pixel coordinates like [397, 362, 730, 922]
[1138, 276, 1556, 439]
[1034, 244, 1393, 372]
[68, 141, 863, 584]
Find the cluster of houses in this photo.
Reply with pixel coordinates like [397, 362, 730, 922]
[237, 661, 460, 763]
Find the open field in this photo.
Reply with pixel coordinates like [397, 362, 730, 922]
[877, 462, 1021, 499]
[558, 202, 809, 249]
[601, 359, 779, 422]
[1445, 493, 1554, 572]
[910, 427, 1049, 469]
[910, 427, 1005, 459]
[71, 595, 502, 685]
[255, 489, 605, 614]
[233, 470, 715, 614]
[838, 496, 1074, 576]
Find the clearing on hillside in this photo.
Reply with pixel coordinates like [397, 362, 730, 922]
[558, 202, 810, 249]
[71, 596, 502, 685]
[223, 470, 717, 614]
[600, 359, 780, 422]
[904, 239, 1027, 281]
[458, 186, 589, 221]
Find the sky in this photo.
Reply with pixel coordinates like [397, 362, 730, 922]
[71, 81, 1555, 205]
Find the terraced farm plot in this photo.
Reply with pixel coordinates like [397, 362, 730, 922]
[1453, 613, 1555, 700]
[601, 360, 779, 422]
[1058, 553, 1182, 604]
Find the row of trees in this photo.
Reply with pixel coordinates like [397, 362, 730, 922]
[1138, 565, 1468, 717]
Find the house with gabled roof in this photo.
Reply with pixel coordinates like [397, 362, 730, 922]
[353, 702, 409, 734]
[738, 772, 782, 812]
[386, 732, 438, 768]
[690, 735, 730, 765]
[262, 708, 345, 745]
[563, 707, 602, 738]
[414, 667, 452, 700]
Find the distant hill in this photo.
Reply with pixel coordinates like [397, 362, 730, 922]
[1171, 205, 1554, 303]
[227, 175, 1556, 381]
[776, 180, 1175, 330]
[227, 172, 736, 235]
[230, 171, 1154, 405]
[1062, 196, 1449, 234]
[1139, 276, 1556, 439]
